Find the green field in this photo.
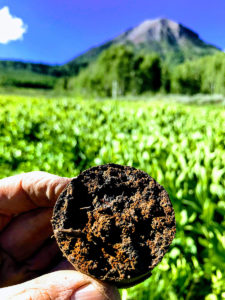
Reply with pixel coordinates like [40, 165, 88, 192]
[0, 95, 225, 299]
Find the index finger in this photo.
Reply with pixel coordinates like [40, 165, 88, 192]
[0, 171, 71, 217]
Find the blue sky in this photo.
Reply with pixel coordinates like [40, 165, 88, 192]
[0, 0, 224, 65]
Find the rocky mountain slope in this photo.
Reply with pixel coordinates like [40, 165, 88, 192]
[67, 18, 220, 71]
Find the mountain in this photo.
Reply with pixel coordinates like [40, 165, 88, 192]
[66, 18, 220, 71]
[0, 18, 221, 89]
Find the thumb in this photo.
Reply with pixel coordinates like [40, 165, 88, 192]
[1, 270, 121, 300]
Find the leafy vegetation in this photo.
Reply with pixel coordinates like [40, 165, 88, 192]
[0, 94, 224, 299]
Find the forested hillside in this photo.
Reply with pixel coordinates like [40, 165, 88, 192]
[0, 60, 65, 89]
[66, 46, 225, 96]
[172, 52, 225, 94]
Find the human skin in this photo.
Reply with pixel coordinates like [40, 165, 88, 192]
[0, 171, 120, 300]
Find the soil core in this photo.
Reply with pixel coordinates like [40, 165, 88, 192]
[52, 164, 176, 287]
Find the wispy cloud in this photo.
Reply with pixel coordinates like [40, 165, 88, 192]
[0, 6, 27, 44]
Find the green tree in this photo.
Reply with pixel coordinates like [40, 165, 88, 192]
[68, 45, 135, 97]
[201, 52, 225, 94]
[171, 52, 225, 95]
[132, 54, 162, 94]
[161, 63, 171, 93]
[97, 44, 135, 96]
[171, 61, 202, 94]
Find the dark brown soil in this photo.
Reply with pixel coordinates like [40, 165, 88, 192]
[52, 164, 176, 287]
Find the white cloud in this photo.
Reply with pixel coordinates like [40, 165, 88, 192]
[0, 6, 27, 44]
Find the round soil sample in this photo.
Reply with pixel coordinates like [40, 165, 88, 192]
[52, 164, 176, 287]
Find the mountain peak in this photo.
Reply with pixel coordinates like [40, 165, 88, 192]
[117, 18, 199, 45]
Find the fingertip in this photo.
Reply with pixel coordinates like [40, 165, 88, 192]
[46, 175, 71, 203]
[21, 172, 71, 207]
[71, 283, 118, 300]
[72, 278, 121, 300]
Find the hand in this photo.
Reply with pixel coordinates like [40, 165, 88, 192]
[0, 172, 120, 300]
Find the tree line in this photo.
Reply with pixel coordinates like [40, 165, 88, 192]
[0, 45, 224, 94]
[64, 45, 225, 96]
